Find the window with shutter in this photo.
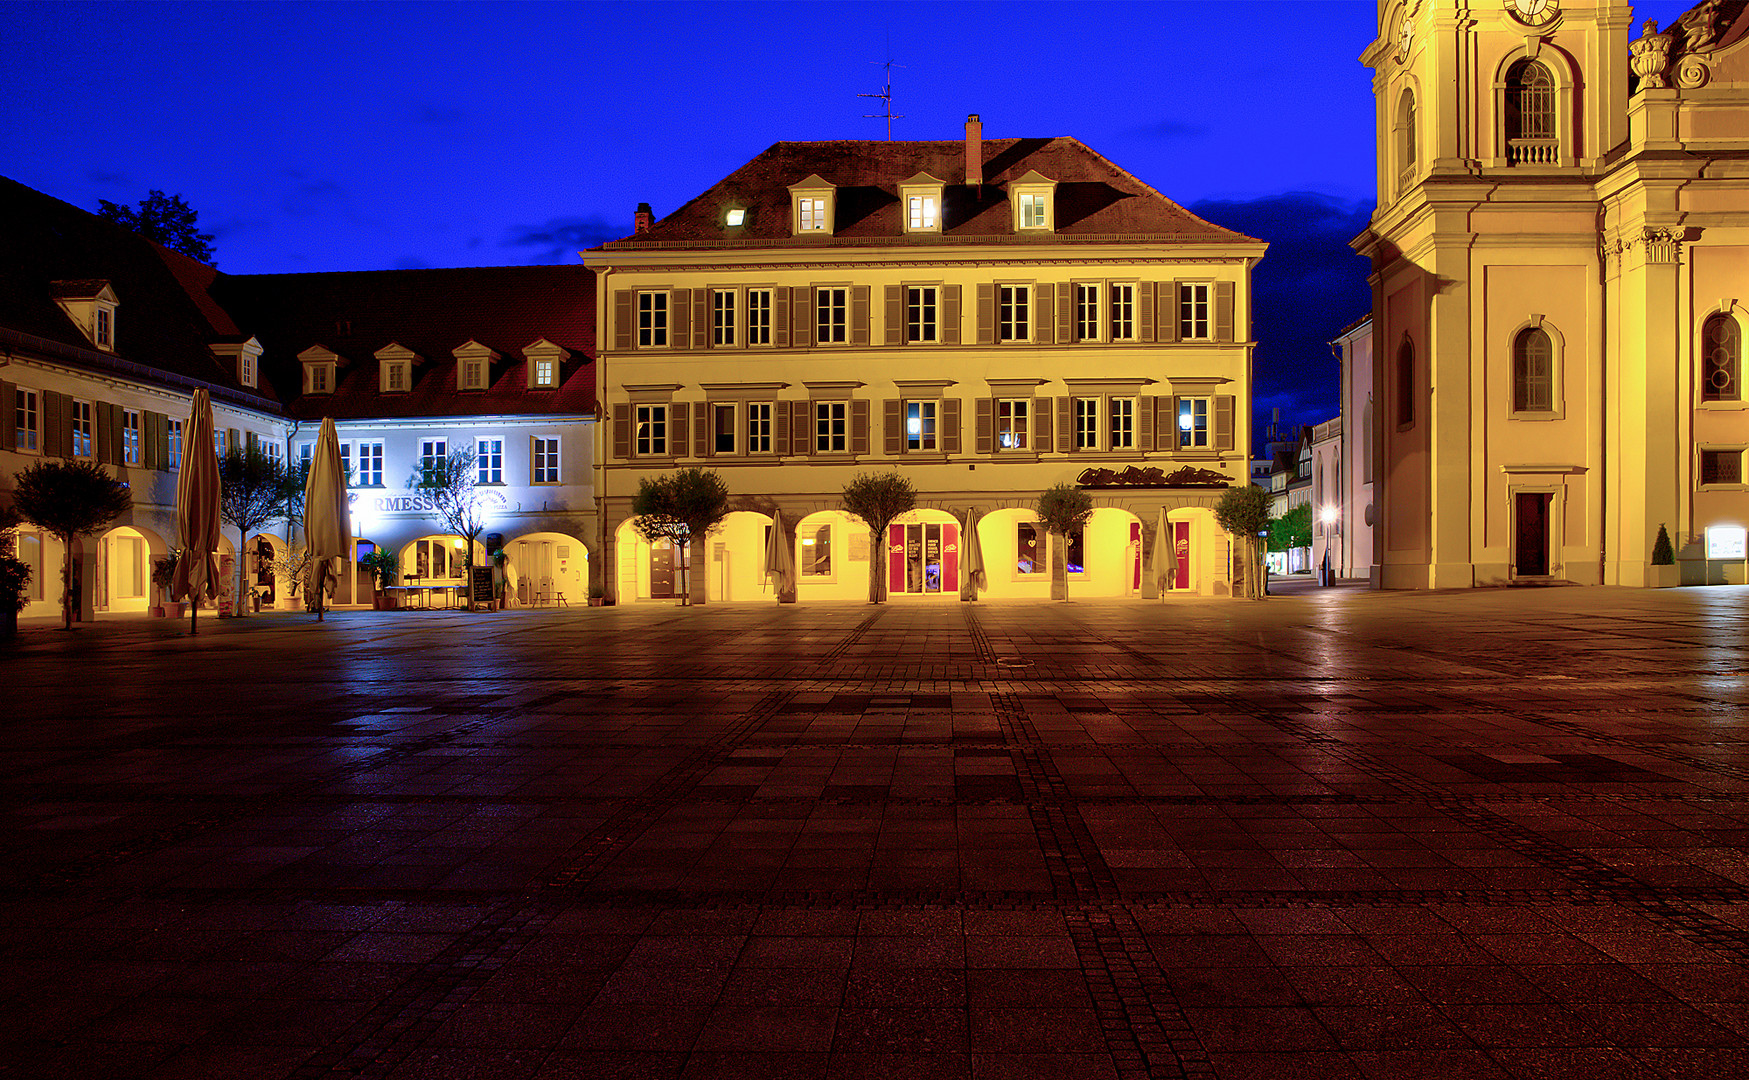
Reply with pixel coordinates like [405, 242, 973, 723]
[1213, 395, 1235, 450]
[671, 402, 690, 458]
[614, 291, 634, 350]
[942, 285, 962, 345]
[1032, 397, 1052, 451]
[852, 285, 871, 346]
[850, 400, 869, 455]
[941, 398, 961, 454]
[976, 284, 995, 345]
[613, 403, 632, 459]
[884, 286, 903, 346]
[975, 398, 994, 454]
[884, 399, 904, 454]
[1214, 281, 1235, 341]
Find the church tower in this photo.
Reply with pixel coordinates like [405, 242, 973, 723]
[1355, 1, 1749, 589]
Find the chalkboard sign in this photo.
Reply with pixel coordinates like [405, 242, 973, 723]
[470, 566, 495, 606]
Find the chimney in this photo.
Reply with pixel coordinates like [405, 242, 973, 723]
[634, 202, 654, 234]
[965, 114, 983, 189]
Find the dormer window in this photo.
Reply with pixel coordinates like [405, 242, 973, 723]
[898, 171, 945, 234]
[788, 175, 836, 236]
[211, 336, 264, 389]
[50, 280, 119, 352]
[726, 208, 746, 227]
[241, 351, 257, 388]
[453, 340, 500, 392]
[297, 344, 344, 396]
[96, 308, 111, 348]
[1009, 170, 1057, 232]
[374, 343, 422, 394]
[523, 338, 571, 390]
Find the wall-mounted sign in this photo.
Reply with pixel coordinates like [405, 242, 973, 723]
[1706, 525, 1747, 560]
[345, 490, 518, 515]
[1077, 465, 1230, 489]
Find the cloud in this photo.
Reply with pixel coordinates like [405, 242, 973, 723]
[504, 215, 629, 264]
[1126, 118, 1207, 140]
[1189, 192, 1374, 451]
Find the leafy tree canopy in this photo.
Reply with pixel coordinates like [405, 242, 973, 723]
[1266, 504, 1313, 553]
[408, 449, 488, 573]
[630, 468, 730, 547]
[98, 190, 217, 265]
[11, 459, 132, 628]
[840, 472, 917, 604]
[1035, 483, 1093, 537]
[1214, 485, 1270, 539]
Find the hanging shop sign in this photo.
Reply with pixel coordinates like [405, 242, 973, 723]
[1076, 465, 1231, 489]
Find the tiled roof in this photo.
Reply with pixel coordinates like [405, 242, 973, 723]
[602, 138, 1260, 249]
[214, 265, 596, 422]
[0, 176, 280, 407]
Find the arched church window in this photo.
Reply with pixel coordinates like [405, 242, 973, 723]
[1505, 59, 1556, 162]
[1397, 338, 1415, 427]
[1398, 90, 1417, 177]
[1513, 327, 1554, 412]
[1702, 313, 1740, 402]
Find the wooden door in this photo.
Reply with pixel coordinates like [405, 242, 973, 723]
[1515, 493, 1550, 576]
[650, 541, 677, 598]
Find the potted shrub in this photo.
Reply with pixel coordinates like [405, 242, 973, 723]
[588, 585, 606, 607]
[1650, 523, 1679, 588]
[151, 553, 182, 618]
[359, 549, 399, 609]
[0, 509, 31, 638]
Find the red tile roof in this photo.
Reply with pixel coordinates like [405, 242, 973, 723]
[602, 138, 1260, 249]
[214, 264, 596, 421]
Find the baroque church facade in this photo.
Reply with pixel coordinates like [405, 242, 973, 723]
[1356, 0, 1749, 588]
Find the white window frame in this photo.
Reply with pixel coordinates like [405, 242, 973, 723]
[419, 439, 447, 479]
[357, 441, 384, 487]
[638, 291, 669, 348]
[1075, 284, 1101, 342]
[746, 401, 772, 454]
[797, 197, 827, 232]
[477, 438, 504, 484]
[461, 357, 488, 390]
[801, 522, 834, 578]
[1179, 283, 1212, 340]
[711, 403, 738, 455]
[747, 289, 773, 346]
[532, 436, 561, 484]
[1019, 192, 1048, 230]
[72, 399, 93, 458]
[1016, 520, 1045, 576]
[14, 388, 39, 453]
[1109, 397, 1136, 451]
[295, 441, 312, 478]
[712, 289, 737, 347]
[815, 401, 848, 453]
[906, 400, 938, 452]
[906, 195, 938, 231]
[1178, 396, 1211, 449]
[386, 362, 407, 392]
[635, 404, 668, 456]
[169, 419, 184, 470]
[336, 441, 350, 483]
[999, 285, 1030, 343]
[816, 288, 848, 344]
[1109, 283, 1136, 341]
[240, 352, 257, 388]
[996, 398, 1030, 451]
[906, 286, 938, 344]
[122, 408, 141, 465]
[531, 357, 557, 388]
[1074, 397, 1100, 450]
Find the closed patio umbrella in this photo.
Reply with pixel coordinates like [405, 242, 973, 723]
[1152, 506, 1173, 598]
[303, 417, 352, 621]
[170, 388, 222, 635]
[961, 507, 986, 600]
[764, 510, 795, 602]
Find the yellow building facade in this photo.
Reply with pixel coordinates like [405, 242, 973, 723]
[587, 122, 1266, 604]
[1356, 0, 1749, 588]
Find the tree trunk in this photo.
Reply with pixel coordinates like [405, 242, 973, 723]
[867, 524, 885, 603]
[235, 525, 248, 617]
[1051, 531, 1067, 601]
[60, 533, 73, 630]
[688, 534, 707, 606]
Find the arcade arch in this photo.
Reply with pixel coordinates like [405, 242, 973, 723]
[503, 531, 589, 607]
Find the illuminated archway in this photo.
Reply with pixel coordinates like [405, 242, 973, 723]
[503, 531, 589, 607]
[793, 509, 869, 602]
[976, 507, 1052, 600]
[882, 508, 961, 601]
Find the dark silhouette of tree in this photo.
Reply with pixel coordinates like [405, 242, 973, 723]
[408, 449, 488, 591]
[1036, 484, 1093, 602]
[98, 190, 217, 265]
[11, 460, 132, 629]
[1215, 485, 1270, 599]
[840, 472, 915, 603]
[218, 445, 297, 616]
[631, 468, 730, 606]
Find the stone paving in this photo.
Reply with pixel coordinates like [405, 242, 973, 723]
[2, 585, 1748, 1079]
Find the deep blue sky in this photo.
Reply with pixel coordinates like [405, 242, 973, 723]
[1, 0, 1694, 443]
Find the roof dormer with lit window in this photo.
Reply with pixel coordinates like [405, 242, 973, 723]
[298, 344, 344, 395]
[788, 175, 836, 236]
[1008, 170, 1057, 233]
[453, 340, 500, 392]
[210, 336, 265, 389]
[523, 338, 570, 390]
[898, 171, 945, 234]
[51, 280, 119, 352]
[374, 342, 423, 394]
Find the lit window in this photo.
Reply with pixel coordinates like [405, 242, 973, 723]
[358, 442, 383, 486]
[797, 197, 827, 232]
[815, 401, 848, 452]
[215, 428, 226, 459]
[726, 208, 746, 227]
[638, 292, 669, 347]
[1179, 284, 1211, 340]
[907, 195, 937, 230]
[337, 441, 349, 482]
[713, 290, 737, 346]
[1109, 284, 1135, 341]
[14, 388, 39, 453]
[747, 290, 772, 346]
[906, 400, 937, 451]
[635, 405, 667, 456]
[1178, 397, 1210, 448]
[122, 409, 140, 465]
[71, 400, 93, 457]
[1074, 398, 1099, 450]
[746, 402, 772, 453]
[168, 420, 184, 470]
[999, 286, 1029, 342]
[532, 358, 556, 387]
[802, 524, 832, 576]
[1066, 524, 1085, 575]
[1016, 522, 1042, 574]
[1019, 193, 1047, 229]
[386, 363, 406, 391]
[1076, 284, 1100, 342]
[296, 441, 312, 477]
[906, 286, 938, 343]
[816, 288, 847, 344]
[533, 437, 560, 483]
[1109, 398, 1135, 450]
[477, 438, 503, 483]
[996, 399, 1029, 450]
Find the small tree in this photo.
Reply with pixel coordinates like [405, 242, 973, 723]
[219, 444, 296, 617]
[1652, 523, 1675, 566]
[1267, 504, 1312, 554]
[408, 449, 487, 596]
[1036, 484, 1093, 602]
[0, 507, 33, 624]
[1214, 485, 1270, 599]
[841, 472, 917, 603]
[11, 460, 132, 629]
[98, 190, 217, 264]
[631, 468, 730, 605]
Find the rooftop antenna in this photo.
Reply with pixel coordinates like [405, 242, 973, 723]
[858, 42, 905, 140]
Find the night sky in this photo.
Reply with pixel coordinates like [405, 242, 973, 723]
[2, 0, 1696, 445]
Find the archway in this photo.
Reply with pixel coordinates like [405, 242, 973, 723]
[94, 524, 166, 614]
[976, 507, 1052, 601]
[1076, 507, 1145, 598]
[883, 508, 960, 601]
[247, 532, 285, 611]
[1165, 506, 1228, 597]
[794, 509, 869, 602]
[702, 510, 773, 603]
[397, 534, 486, 609]
[504, 531, 589, 607]
[614, 517, 684, 603]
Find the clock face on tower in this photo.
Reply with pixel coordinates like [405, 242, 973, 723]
[1506, 0, 1560, 26]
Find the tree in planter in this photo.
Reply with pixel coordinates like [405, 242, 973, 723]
[630, 468, 730, 605]
[151, 552, 179, 614]
[218, 444, 297, 617]
[1652, 523, 1676, 566]
[357, 549, 399, 606]
[1036, 484, 1093, 602]
[1266, 504, 1313, 561]
[0, 507, 33, 635]
[1214, 485, 1271, 599]
[840, 471, 917, 603]
[407, 448, 487, 601]
[11, 459, 132, 629]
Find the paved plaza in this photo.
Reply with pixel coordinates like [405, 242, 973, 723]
[3, 586, 1748, 1079]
